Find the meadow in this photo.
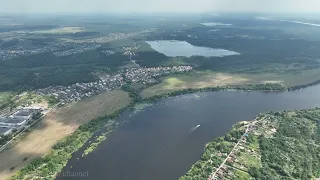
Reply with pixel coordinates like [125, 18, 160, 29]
[141, 69, 320, 98]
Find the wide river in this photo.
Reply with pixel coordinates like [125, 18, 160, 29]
[58, 85, 320, 180]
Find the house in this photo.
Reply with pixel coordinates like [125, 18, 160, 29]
[226, 158, 234, 163]
[230, 154, 236, 158]
[0, 127, 12, 136]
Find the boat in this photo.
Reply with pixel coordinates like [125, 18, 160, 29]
[190, 124, 201, 132]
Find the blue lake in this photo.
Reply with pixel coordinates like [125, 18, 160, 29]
[145, 40, 240, 58]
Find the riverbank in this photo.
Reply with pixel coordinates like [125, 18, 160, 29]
[143, 83, 286, 102]
[6, 81, 320, 180]
[180, 109, 320, 180]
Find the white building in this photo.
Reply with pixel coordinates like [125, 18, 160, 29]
[0, 109, 37, 128]
[0, 116, 29, 128]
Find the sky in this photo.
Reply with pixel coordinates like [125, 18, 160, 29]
[0, 0, 320, 14]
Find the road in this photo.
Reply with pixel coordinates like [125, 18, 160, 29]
[208, 118, 260, 180]
[0, 102, 61, 152]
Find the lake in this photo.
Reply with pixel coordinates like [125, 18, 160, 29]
[57, 85, 320, 180]
[200, 22, 232, 26]
[145, 40, 240, 57]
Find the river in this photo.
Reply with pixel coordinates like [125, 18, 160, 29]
[57, 85, 320, 180]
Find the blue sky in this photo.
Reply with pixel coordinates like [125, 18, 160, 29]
[1, 0, 320, 13]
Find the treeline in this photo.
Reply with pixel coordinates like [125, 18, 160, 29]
[121, 78, 142, 103]
[11, 104, 133, 180]
[144, 83, 286, 102]
[288, 79, 320, 91]
[230, 83, 286, 91]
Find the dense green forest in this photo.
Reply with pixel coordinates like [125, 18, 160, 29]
[0, 50, 128, 91]
[250, 110, 320, 179]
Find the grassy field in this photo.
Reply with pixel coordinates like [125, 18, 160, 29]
[235, 152, 261, 171]
[141, 69, 320, 98]
[246, 135, 260, 151]
[0, 90, 131, 180]
[233, 169, 253, 180]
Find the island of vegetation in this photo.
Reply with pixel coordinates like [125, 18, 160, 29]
[180, 108, 320, 180]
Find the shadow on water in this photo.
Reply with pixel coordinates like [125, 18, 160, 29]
[57, 85, 320, 180]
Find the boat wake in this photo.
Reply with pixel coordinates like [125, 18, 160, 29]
[189, 124, 200, 132]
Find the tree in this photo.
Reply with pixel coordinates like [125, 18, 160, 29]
[8, 95, 16, 112]
[249, 167, 262, 179]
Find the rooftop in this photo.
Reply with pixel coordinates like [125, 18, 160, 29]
[0, 127, 11, 135]
[14, 109, 35, 117]
[0, 116, 27, 124]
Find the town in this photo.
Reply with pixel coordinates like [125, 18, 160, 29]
[206, 115, 277, 180]
[34, 66, 193, 103]
[0, 65, 192, 151]
[0, 28, 157, 60]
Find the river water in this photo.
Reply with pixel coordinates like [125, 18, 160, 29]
[57, 85, 320, 180]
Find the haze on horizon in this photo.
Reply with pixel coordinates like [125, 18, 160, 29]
[0, 0, 320, 14]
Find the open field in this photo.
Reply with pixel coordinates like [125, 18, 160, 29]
[141, 69, 320, 98]
[0, 90, 131, 180]
[140, 71, 250, 98]
[32, 27, 84, 34]
[234, 152, 261, 171]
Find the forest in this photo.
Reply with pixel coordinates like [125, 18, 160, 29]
[250, 110, 320, 179]
[0, 50, 128, 91]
